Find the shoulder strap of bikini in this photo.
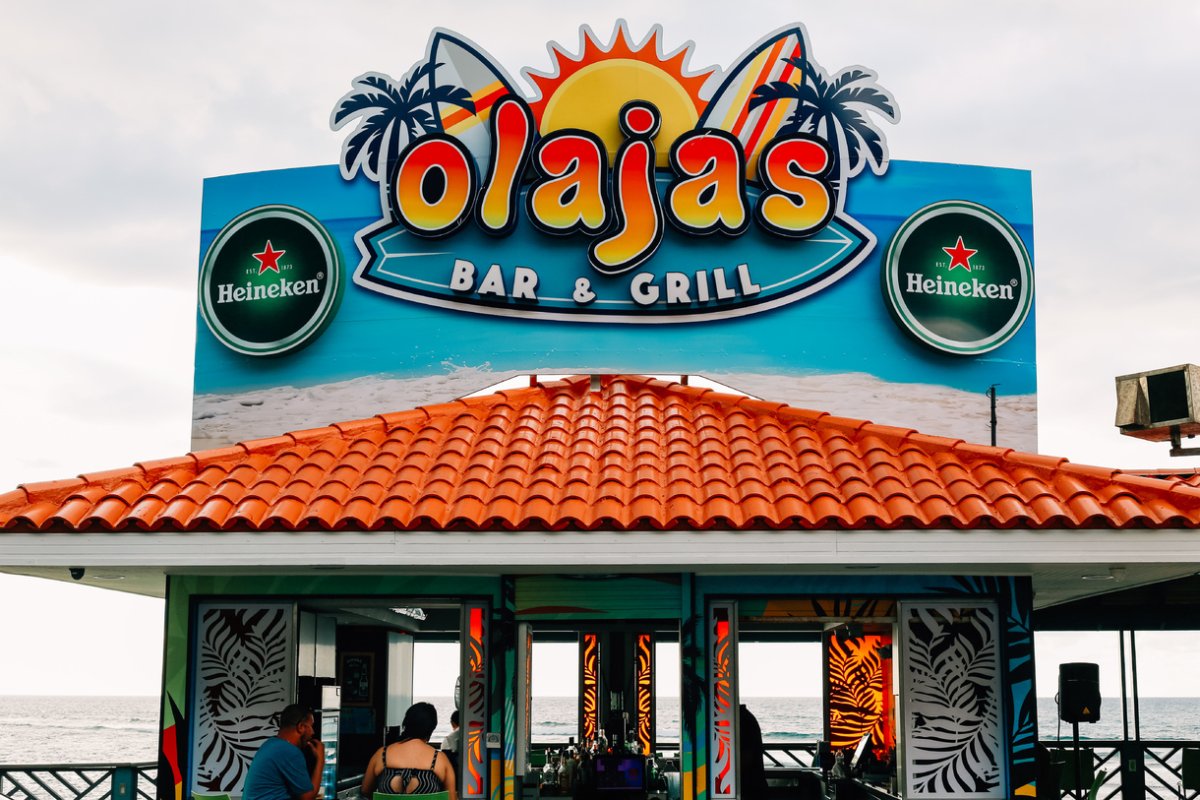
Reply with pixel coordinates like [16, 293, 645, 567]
[430, 750, 439, 770]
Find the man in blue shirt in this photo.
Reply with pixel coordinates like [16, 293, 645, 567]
[244, 704, 326, 800]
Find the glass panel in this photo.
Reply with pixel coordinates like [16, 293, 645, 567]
[531, 641, 580, 744]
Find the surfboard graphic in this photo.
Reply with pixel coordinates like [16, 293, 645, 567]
[699, 27, 808, 182]
[428, 31, 520, 175]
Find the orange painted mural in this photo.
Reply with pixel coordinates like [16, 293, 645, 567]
[580, 633, 599, 743]
[824, 631, 894, 752]
[636, 633, 654, 755]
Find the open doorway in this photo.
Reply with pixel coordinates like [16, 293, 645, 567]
[296, 600, 463, 782]
[721, 598, 898, 796]
[523, 625, 681, 800]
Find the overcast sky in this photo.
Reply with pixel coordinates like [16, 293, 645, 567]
[2, 1, 1200, 698]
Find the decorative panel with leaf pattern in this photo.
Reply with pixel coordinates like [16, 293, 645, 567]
[461, 603, 489, 800]
[190, 603, 295, 795]
[708, 602, 738, 800]
[900, 602, 1003, 799]
[824, 631, 894, 751]
[636, 633, 654, 756]
[580, 633, 600, 744]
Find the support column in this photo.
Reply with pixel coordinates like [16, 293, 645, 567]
[680, 575, 703, 800]
[1121, 631, 1145, 800]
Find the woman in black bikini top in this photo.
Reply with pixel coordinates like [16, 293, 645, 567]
[379, 747, 443, 794]
[361, 703, 457, 800]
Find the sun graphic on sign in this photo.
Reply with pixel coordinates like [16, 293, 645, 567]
[525, 23, 714, 166]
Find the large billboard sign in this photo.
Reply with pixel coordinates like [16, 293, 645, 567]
[333, 25, 887, 324]
[193, 23, 1036, 450]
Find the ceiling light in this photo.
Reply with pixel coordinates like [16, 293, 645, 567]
[1081, 573, 1115, 581]
[390, 607, 427, 620]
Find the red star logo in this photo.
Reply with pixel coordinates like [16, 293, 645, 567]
[942, 236, 977, 272]
[252, 241, 285, 274]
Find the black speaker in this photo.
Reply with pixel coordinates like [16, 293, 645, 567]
[1058, 662, 1101, 723]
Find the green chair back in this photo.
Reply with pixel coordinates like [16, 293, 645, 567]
[192, 794, 231, 800]
[375, 792, 450, 800]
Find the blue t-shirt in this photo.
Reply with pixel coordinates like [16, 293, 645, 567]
[243, 737, 313, 800]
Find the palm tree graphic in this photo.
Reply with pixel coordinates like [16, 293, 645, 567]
[332, 61, 476, 213]
[751, 57, 897, 200]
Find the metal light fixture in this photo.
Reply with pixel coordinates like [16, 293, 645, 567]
[390, 607, 427, 620]
[1081, 567, 1126, 582]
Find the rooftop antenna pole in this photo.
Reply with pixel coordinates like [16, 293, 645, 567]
[987, 384, 999, 446]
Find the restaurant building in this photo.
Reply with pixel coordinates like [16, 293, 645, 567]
[4, 20, 1200, 800]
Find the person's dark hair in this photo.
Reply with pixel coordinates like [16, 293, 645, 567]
[450, 710, 460, 727]
[279, 704, 313, 730]
[400, 702, 438, 741]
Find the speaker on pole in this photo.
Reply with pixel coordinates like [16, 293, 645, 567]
[1058, 662, 1101, 723]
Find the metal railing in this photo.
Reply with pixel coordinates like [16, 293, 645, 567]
[54, 742, 1200, 800]
[0, 764, 156, 800]
[761, 742, 820, 768]
[1046, 740, 1200, 800]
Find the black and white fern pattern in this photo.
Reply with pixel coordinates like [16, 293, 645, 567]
[903, 604, 1002, 798]
[191, 604, 293, 793]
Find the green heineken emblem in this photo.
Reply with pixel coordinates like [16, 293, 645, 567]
[199, 206, 342, 356]
[882, 200, 1032, 355]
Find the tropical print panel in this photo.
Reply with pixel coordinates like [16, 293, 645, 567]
[580, 633, 600, 743]
[190, 603, 294, 795]
[927, 576, 1038, 795]
[824, 631, 894, 751]
[708, 602, 737, 800]
[636, 633, 654, 756]
[901, 602, 1003, 799]
[461, 603, 489, 800]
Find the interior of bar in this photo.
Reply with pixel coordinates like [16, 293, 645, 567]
[233, 589, 911, 800]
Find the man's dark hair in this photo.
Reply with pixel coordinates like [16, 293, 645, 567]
[401, 702, 438, 741]
[450, 710, 460, 727]
[279, 704, 313, 730]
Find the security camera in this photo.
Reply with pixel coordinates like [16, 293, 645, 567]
[69, 567, 85, 581]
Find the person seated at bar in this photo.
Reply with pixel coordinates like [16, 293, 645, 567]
[244, 704, 326, 800]
[361, 702, 458, 799]
[738, 705, 768, 800]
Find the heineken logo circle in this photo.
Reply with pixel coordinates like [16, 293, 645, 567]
[882, 200, 1032, 355]
[199, 205, 342, 356]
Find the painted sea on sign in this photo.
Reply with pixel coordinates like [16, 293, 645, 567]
[2, 696, 1200, 765]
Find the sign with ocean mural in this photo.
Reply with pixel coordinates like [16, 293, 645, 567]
[192, 22, 1035, 450]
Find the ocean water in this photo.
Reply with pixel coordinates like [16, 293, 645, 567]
[2, 695, 1198, 765]
[0, 696, 160, 764]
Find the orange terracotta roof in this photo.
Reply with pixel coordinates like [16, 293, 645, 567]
[1133, 468, 1200, 488]
[4, 374, 1200, 532]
